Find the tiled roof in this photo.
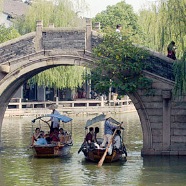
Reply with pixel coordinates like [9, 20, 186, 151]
[3, 0, 29, 17]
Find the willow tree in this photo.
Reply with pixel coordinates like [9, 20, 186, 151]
[0, 25, 20, 43]
[15, 0, 86, 34]
[31, 66, 86, 89]
[138, 0, 186, 58]
[137, 0, 186, 99]
[13, 0, 89, 90]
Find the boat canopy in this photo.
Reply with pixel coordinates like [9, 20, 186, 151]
[85, 114, 121, 128]
[32, 114, 72, 124]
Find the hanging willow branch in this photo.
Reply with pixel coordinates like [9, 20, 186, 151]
[30, 66, 87, 89]
[173, 52, 186, 99]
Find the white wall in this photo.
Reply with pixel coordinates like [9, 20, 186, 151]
[0, 13, 13, 28]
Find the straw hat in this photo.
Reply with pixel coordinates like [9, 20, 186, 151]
[104, 113, 112, 119]
[48, 104, 58, 110]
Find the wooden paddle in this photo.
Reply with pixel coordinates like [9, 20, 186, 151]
[98, 125, 121, 167]
[78, 141, 85, 154]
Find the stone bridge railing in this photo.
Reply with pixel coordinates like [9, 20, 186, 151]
[145, 50, 175, 81]
[0, 20, 175, 82]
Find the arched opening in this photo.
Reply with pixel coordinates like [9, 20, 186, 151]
[0, 55, 94, 144]
[0, 54, 157, 155]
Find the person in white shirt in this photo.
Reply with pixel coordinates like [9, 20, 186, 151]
[116, 24, 122, 33]
[48, 104, 60, 133]
[113, 130, 121, 149]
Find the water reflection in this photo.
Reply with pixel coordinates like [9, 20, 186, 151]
[1, 112, 186, 186]
[139, 156, 186, 186]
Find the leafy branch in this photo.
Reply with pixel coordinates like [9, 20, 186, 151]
[91, 32, 152, 95]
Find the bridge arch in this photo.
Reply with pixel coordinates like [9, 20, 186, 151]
[1, 22, 186, 155]
[0, 50, 155, 155]
[0, 52, 93, 103]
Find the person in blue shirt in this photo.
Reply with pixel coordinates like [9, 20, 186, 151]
[100, 114, 118, 155]
[36, 131, 48, 145]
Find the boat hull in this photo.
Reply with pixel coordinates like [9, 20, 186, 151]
[82, 148, 126, 163]
[32, 144, 72, 158]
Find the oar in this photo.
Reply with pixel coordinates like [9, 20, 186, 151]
[78, 141, 85, 154]
[98, 126, 120, 167]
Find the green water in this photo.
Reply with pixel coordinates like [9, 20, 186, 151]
[0, 112, 186, 186]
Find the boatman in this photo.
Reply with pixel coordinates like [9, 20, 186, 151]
[100, 113, 119, 155]
[47, 104, 60, 133]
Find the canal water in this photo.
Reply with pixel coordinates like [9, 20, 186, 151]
[1, 112, 186, 186]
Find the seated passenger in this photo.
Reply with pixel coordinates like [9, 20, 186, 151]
[85, 127, 94, 144]
[58, 128, 65, 138]
[113, 130, 121, 150]
[36, 131, 47, 145]
[58, 128, 66, 144]
[94, 127, 99, 144]
[93, 127, 100, 148]
[31, 127, 40, 146]
[50, 127, 59, 143]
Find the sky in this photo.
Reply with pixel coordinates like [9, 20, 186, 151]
[83, 0, 156, 18]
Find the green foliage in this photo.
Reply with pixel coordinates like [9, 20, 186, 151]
[0, 25, 20, 43]
[14, 0, 84, 35]
[30, 66, 86, 89]
[173, 52, 186, 98]
[91, 32, 152, 95]
[138, 0, 186, 58]
[13, 0, 87, 90]
[93, 1, 141, 42]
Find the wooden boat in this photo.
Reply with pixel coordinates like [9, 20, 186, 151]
[78, 114, 127, 163]
[30, 114, 73, 158]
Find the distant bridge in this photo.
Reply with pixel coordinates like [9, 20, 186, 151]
[0, 20, 185, 156]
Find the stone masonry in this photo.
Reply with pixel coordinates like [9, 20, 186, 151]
[0, 20, 186, 156]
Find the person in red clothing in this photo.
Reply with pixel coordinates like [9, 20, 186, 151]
[50, 127, 59, 143]
[167, 41, 177, 60]
[85, 127, 94, 144]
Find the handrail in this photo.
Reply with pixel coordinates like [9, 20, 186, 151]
[8, 97, 132, 109]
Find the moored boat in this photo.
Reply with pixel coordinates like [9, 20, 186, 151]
[78, 114, 127, 163]
[30, 114, 73, 158]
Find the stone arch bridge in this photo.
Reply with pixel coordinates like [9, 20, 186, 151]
[0, 20, 185, 156]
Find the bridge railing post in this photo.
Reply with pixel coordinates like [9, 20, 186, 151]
[85, 18, 92, 52]
[100, 96, 104, 107]
[55, 97, 59, 105]
[94, 22, 100, 31]
[35, 20, 43, 51]
[18, 98, 22, 109]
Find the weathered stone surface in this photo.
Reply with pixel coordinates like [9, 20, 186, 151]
[140, 95, 162, 102]
[171, 136, 186, 143]
[153, 135, 162, 143]
[171, 109, 186, 115]
[152, 142, 163, 150]
[151, 122, 163, 129]
[152, 129, 162, 135]
[149, 116, 163, 123]
[173, 129, 186, 135]
[1, 24, 186, 156]
[143, 102, 163, 109]
[146, 108, 163, 116]
[174, 115, 186, 122]
[0, 33, 36, 64]
[171, 122, 186, 129]
[171, 142, 186, 150]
